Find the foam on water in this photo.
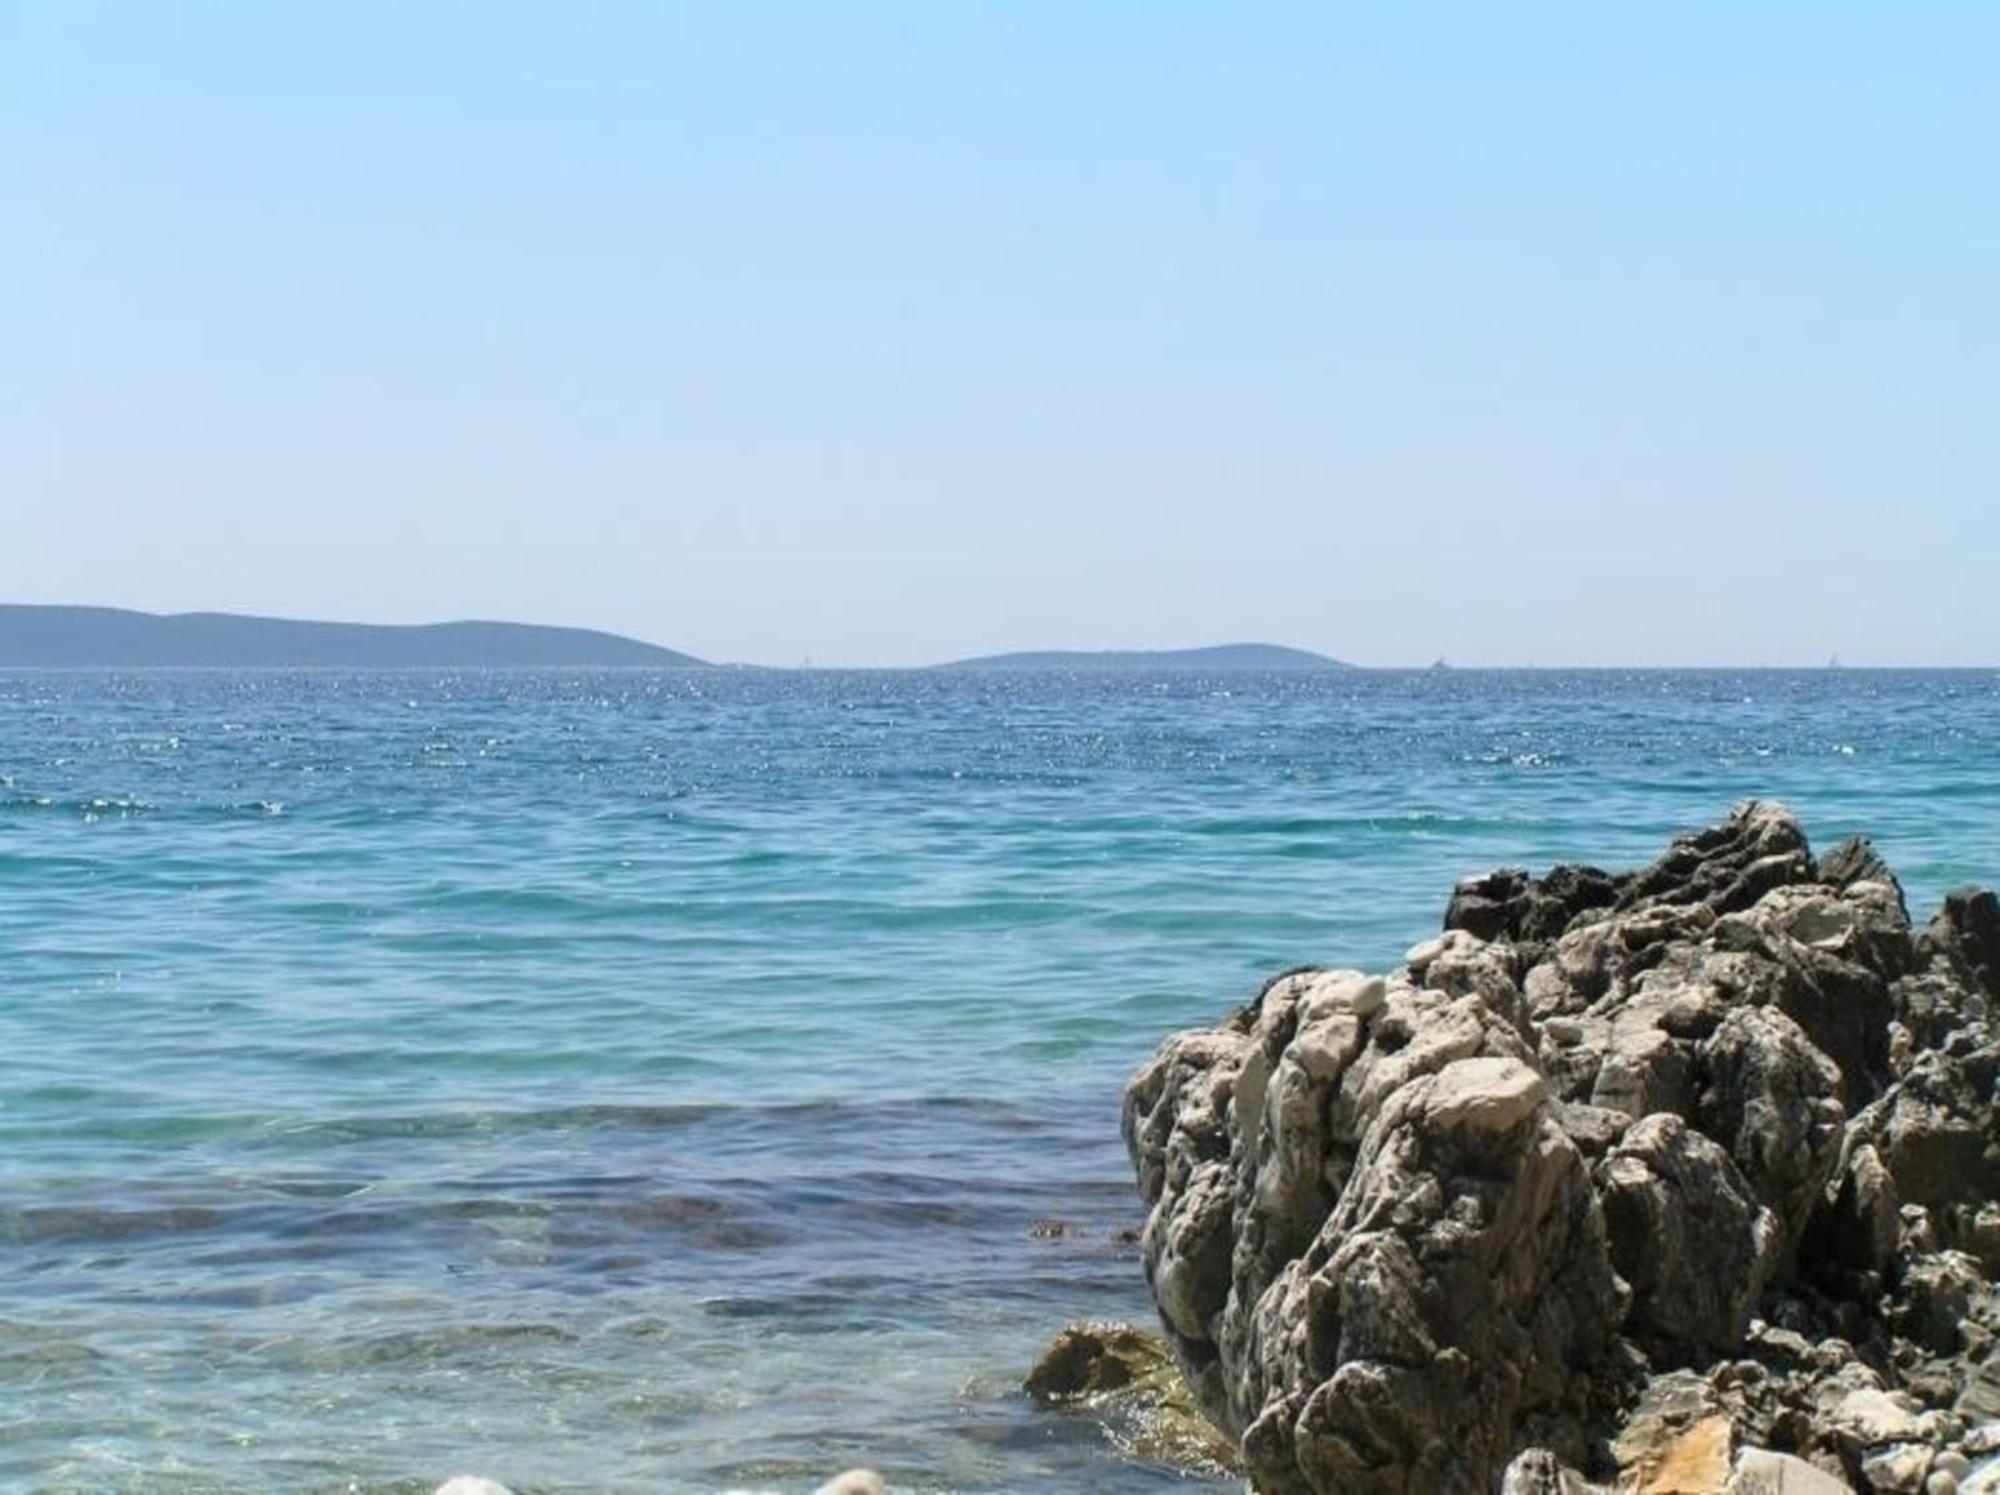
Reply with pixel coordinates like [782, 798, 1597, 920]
[2, 668, 1998, 1490]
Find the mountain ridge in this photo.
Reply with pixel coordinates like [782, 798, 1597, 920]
[0, 609, 1353, 671]
[0, 605, 705, 667]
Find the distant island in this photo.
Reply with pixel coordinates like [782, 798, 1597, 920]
[0, 610, 1361, 672]
[0, 606, 706, 667]
[938, 643, 1351, 672]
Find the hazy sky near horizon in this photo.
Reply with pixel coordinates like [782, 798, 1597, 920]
[6, 5, 1994, 666]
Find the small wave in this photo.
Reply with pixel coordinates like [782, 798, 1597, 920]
[341, 1321, 581, 1365]
[0, 792, 155, 818]
[80, 795, 153, 821]
[250, 1092, 1047, 1147]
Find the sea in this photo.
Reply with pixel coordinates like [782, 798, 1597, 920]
[2, 668, 1997, 1493]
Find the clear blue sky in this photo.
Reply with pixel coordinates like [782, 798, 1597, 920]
[5, 4, 1993, 665]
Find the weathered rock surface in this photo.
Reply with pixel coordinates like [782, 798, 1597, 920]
[1124, 804, 2000, 1493]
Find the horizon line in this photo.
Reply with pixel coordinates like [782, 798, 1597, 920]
[0, 604, 1986, 672]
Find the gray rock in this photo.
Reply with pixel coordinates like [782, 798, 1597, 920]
[1861, 1442, 1934, 1493]
[1821, 837, 1905, 909]
[1815, 1142, 1903, 1279]
[1729, 1447, 1855, 1492]
[1445, 863, 1623, 946]
[1893, 1253, 1986, 1356]
[1958, 1349, 2000, 1425]
[1925, 890, 2000, 1000]
[1501, 1447, 1605, 1493]
[1609, 801, 1816, 919]
[1854, 1049, 2000, 1223]
[1598, 1114, 1778, 1356]
[1235, 1070, 1623, 1492]
[1818, 1384, 1924, 1459]
[1963, 1452, 2000, 1493]
[1695, 1005, 1846, 1254]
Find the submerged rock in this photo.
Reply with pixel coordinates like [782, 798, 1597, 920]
[1124, 803, 2000, 1493]
[1026, 1320, 1241, 1476]
[1026, 1322, 1167, 1400]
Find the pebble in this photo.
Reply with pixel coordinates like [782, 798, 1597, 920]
[816, 1472, 888, 1495]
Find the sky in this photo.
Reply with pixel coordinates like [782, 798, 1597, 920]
[4, 4, 1994, 666]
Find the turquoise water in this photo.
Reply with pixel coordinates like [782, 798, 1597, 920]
[3, 668, 1998, 1492]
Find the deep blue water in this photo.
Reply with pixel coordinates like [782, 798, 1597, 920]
[2, 668, 1997, 1492]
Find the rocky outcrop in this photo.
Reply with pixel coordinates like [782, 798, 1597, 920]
[1124, 804, 2000, 1493]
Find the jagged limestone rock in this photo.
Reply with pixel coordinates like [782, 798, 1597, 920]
[1126, 803, 2000, 1493]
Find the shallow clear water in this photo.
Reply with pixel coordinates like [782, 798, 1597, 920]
[2, 668, 1998, 1492]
